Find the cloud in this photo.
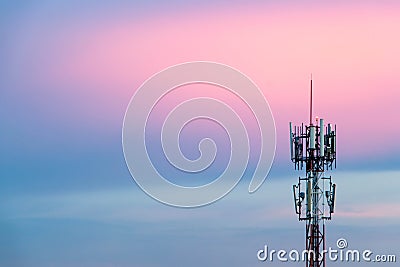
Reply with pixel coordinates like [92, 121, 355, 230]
[3, 170, 399, 226]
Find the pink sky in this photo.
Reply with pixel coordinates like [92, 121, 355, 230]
[11, 2, 400, 161]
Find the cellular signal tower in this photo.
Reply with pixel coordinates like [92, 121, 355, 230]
[289, 78, 337, 267]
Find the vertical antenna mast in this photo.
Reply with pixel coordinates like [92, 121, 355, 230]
[289, 78, 337, 267]
[310, 74, 313, 125]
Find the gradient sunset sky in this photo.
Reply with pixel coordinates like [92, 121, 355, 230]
[1, 1, 399, 266]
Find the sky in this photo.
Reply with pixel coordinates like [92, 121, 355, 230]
[1, 1, 400, 266]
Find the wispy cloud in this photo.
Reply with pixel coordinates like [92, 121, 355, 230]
[3, 170, 399, 225]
